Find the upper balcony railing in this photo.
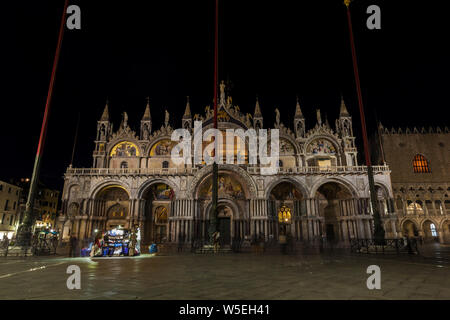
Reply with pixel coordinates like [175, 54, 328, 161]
[65, 165, 390, 177]
[248, 165, 390, 175]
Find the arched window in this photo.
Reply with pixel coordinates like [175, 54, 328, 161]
[278, 160, 283, 168]
[162, 161, 169, 169]
[435, 200, 444, 215]
[430, 223, 437, 237]
[413, 154, 431, 173]
[120, 161, 128, 169]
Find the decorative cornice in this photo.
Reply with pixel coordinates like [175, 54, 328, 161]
[381, 126, 449, 135]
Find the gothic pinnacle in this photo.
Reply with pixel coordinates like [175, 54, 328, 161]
[100, 100, 109, 121]
[340, 95, 350, 117]
[183, 96, 191, 118]
[142, 97, 151, 120]
[294, 96, 304, 118]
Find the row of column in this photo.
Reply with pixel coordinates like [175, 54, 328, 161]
[250, 199, 269, 217]
[171, 199, 197, 217]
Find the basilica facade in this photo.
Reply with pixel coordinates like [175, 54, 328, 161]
[58, 85, 397, 248]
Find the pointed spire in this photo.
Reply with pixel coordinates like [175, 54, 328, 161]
[294, 96, 304, 118]
[254, 96, 262, 117]
[100, 100, 109, 121]
[142, 97, 151, 120]
[340, 95, 350, 116]
[183, 96, 191, 118]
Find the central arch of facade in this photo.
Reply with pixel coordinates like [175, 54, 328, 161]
[193, 167, 253, 244]
[138, 179, 176, 245]
[311, 179, 373, 244]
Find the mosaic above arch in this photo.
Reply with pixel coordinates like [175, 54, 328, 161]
[110, 141, 140, 157]
[148, 183, 175, 200]
[306, 139, 336, 155]
[198, 174, 245, 200]
[149, 139, 178, 156]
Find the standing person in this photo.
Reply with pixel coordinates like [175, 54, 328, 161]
[279, 233, 287, 254]
[68, 234, 77, 257]
[2, 233, 9, 249]
[212, 231, 220, 253]
[406, 235, 413, 254]
[128, 228, 136, 256]
[178, 233, 185, 253]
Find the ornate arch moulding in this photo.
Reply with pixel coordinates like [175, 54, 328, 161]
[90, 179, 132, 200]
[187, 163, 258, 200]
[308, 176, 360, 199]
[264, 176, 309, 200]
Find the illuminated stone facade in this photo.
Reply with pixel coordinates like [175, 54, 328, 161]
[59, 87, 396, 247]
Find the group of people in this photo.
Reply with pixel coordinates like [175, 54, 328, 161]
[68, 227, 140, 258]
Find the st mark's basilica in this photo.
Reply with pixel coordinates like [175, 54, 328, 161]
[58, 84, 396, 248]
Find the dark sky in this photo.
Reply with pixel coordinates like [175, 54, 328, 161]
[1, 0, 449, 190]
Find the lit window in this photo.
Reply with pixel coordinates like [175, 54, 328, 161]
[430, 223, 437, 237]
[413, 154, 431, 173]
[406, 201, 424, 215]
[318, 159, 332, 169]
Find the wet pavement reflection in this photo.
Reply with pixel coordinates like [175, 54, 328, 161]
[1, 245, 449, 300]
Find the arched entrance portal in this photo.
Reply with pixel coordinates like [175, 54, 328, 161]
[217, 204, 232, 245]
[196, 171, 249, 243]
[403, 220, 418, 237]
[269, 181, 303, 237]
[94, 185, 130, 234]
[141, 183, 175, 245]
[315, 182, 353, 242]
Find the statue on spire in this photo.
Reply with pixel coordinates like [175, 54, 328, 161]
[275, 108, 280, 127]
[165, 110, 170, 127]
[121, 112, 129, 129]
[316, 109, 322, 125]
[220, 80, 226, 105]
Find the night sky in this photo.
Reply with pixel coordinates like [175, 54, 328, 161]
[2, 0, 449, 190]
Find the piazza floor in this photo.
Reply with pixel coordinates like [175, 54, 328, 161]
[1, 245, 450, 300]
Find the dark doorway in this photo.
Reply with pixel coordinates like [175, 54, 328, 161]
[326, 224, 335, 242]
[218, 218, 231, 245]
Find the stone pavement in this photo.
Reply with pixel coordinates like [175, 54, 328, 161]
[0, 250, 449, 300]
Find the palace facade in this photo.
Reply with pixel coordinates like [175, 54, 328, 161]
[379, 125, 450, 243]
[58, 85, 397, 247]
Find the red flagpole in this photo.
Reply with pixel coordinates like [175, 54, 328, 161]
[17, 0, 70, 245]
[209, 0, 220, 245]
[213, 0, 218, 130]
[344, 0, 385, 242]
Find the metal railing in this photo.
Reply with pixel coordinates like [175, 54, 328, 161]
[350, 238, 419, 255]
[66, 165, 390, 176]
[248, 165, 390, 175]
